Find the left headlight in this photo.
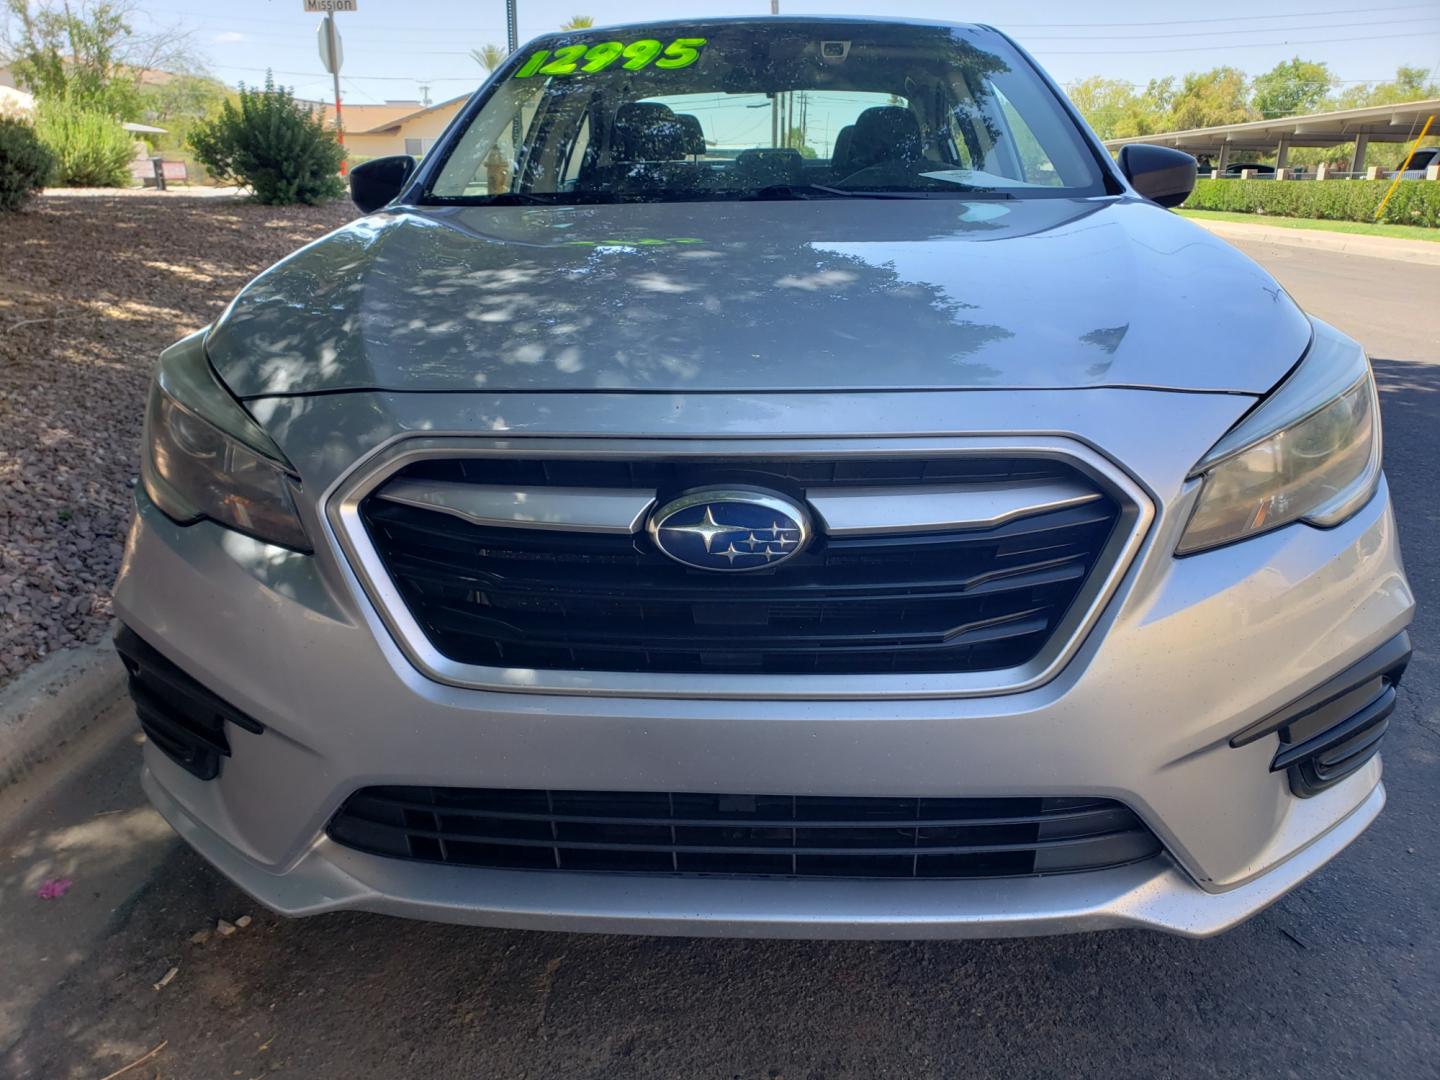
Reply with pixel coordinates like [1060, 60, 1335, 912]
[141, 331, 311, 552]
[1177, 318, 1382, 556]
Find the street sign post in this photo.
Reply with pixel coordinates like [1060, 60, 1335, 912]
[307, 2, 350, 174]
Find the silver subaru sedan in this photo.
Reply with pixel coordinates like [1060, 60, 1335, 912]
[114, 16, 1414, 939]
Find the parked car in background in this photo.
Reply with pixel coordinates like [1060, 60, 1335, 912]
[1392, 146, 1439, 179]
[1221, 162, 1276, 178]
[116, 16, 1412, 941]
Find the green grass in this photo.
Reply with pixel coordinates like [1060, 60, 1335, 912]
[1178, 208, 1440, 243]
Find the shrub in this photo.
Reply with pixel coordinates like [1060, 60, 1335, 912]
[188, 75, 344, 205]
[1183, 178, 1440, 227]
[33, 100, 134, 187]
[0, 117, 55, 211]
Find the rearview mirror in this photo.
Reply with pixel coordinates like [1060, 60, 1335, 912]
[1117, 145, 1196, 209]
[350, 155, 417, 214]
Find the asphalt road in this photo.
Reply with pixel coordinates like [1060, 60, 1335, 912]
[2, 238, 1437, 1080]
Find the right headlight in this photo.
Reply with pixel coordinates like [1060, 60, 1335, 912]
[141, 331, 311, 552]
[1177, 319, 1382, 556]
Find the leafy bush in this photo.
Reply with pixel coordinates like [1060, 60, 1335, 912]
[33, 99, 134, 186]
[0, 117, 56, 211]
[1183, 178, 1440, 227]
[188, 75, 344, 205]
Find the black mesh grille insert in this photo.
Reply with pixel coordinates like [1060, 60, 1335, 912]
[359, 457, 1120, 676]
[328, 788, 1162, 879]
[393, 455, 1078, 491]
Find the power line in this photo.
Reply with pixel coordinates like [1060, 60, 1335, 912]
[1018, 17, 1440, 43]
[144, 2, 1437, 35]
[190, 15, 1440, 52]
[1033, 30, 1440, 56]
[777, 1, 1437, 29]
[207, 26, 1440, 85]
[215, 65, 476, 84]
[1015, 2, 1435, 27]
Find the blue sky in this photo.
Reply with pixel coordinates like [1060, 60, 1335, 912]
[131, 1, 1440, 108]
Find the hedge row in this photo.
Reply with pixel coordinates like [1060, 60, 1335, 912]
[1182, 178, 1440, 227]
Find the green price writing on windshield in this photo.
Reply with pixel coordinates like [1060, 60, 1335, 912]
[514, 37, 708, 78]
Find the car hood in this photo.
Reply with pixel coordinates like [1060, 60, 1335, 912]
[207, 196, 1309, 399]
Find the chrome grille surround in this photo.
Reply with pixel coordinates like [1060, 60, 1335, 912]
[324, 435, 1154, 700]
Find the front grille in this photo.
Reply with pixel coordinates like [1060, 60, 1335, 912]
[328, 788, 1162, 879]
[359, 456, 1120, 676]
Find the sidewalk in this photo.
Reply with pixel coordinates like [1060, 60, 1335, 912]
[1189, 215, 1440, 267]
[41, 185, 247, 199]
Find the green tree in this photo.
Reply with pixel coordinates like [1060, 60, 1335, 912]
[188, 74, 345, 205]
[137, 72, 228, 149]
[2, 0, 193, 118]
[1329, 65, 1440, 168]
[1166, 67, 1255, 130]
[559, 15, 595, 31]
[1065, 76, 1169, 139]
[1333, 65, 1440, 109]
[1250, 57, 1335, 119]
[470, 44, 507, 72]
[1143, 76, 1176, 119]
[785, 126, 816, 159]
[34, 99, 132, 185]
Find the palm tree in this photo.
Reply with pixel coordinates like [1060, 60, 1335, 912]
[470, 44, 507, 72]
[559, 15, 595, 30]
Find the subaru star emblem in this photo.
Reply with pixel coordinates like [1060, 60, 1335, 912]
[648, 489, 811, 572]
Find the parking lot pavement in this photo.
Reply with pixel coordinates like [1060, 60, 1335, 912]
[2, 242, 1437, 1080]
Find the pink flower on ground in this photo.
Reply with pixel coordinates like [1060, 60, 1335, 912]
[37, 878, 73, 900]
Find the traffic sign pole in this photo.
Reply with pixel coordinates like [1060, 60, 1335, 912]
[326, 11, 346, 175]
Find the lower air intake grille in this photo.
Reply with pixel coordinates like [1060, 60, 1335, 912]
[328, 788, 1161, 879]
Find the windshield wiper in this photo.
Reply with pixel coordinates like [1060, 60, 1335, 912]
[469, 192, 564, 206]
[740, 184, 903, 201]
[741, 183, 1014, 201]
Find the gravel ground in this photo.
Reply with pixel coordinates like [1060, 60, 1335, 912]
[0, 196, 356, 684]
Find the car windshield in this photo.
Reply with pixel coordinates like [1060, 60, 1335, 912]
[424, 19, 1109, 204]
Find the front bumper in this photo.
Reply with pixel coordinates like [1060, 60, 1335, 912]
[142, 764, 1383, 939]
[114, 457, 1412, 938]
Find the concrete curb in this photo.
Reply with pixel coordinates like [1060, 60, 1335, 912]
[0, 630, 127, 792]
[1189, 217, 1440, 267]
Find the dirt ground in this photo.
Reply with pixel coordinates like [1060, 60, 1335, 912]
[0, 195, 356, 684]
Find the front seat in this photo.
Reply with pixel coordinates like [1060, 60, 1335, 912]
[733, 148, 805, 188]
[674, 113, 707, 158]
[834, 106, 925, 176]
[611, 102, 691, 161]
[830, 124, 855, 176]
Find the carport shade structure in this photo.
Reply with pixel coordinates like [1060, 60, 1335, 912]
[1103, 97, 1440, 175]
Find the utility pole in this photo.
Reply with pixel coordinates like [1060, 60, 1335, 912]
[770, 1, 780, 145]
[505, 0, 520, 147]
[324, 11, 346, 175]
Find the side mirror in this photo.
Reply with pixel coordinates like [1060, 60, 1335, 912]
[349, 155, 417, 214]
[1117, 144, 1196, 209]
